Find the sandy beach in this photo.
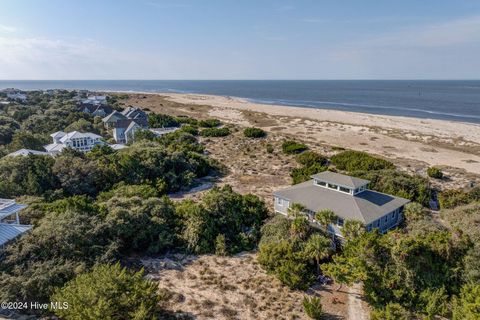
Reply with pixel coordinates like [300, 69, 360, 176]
[114, 91, 480, 180]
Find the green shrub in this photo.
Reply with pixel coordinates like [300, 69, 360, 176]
[199, 118, 221, 128]
[352, 170, 432, 206]
[371, 303, 412, 320]
[51, 263, 161, 320]
[427, 167, 443, 179]
[438, 189, 473, 209]
[282, 140, 308, 154]
[303, 296, 323, 320]
[148, 113, 180, 128]
[296, 151, 328, 167]
[200, 127, 230, 137]
[331, 150, 395, 171]
[180, 124, 199, 136]
[291, 151, 328, 184]
[266, 144, 274, 153]
[244, 127, 266, 138]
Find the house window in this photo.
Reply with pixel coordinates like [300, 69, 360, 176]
[276, 197, 283, 206]
[339, 186, 350, 193]
[315, 180, 327, 187]
[374, 220, 379, 228]
[328, 183, 338, 190]
[337, 218, 344, 227]
[384, 216, 388, 223]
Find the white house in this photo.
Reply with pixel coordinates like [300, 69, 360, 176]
[82, 95, 107, 105]
[6, 149, 49, 157]
[6, 92, 27, 102]
[0, 199, 32, 248]
[44, 131, 105, 155]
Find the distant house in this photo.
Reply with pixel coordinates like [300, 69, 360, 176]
[80, 103, 113, 117]
[112, 119, 143, 144]
[102, 110, 128, 128]
[121, 106, 148, 123]
[0, 199, 32, 248]
[103, 106, 149, 143]
[6, 149, 49, 157]
[44, 131, 105, 155]
[273, 171, 410, 237]
[81, 95, 107, 105]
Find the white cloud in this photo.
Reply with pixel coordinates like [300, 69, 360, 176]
[360, 15, 480, 48]
[0, 24, 17, 33]
[321, 16, 480, 79]
[0, 36, 149, 79]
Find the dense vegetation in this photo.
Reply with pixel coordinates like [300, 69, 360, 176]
[291, 151, 328, 184]
[351, 170, 432, 206]
[438, 187, 480, 209]
[282, 140, 308, 154]
[258, 215, 332, 290]
[199, 127, 230, 137]
[243, 127, 266, 138]
[147, 113, 180, 128]
[427, 166, 443, 179]
[322, 206, 480, 318]
[52, 263, 161, 319]
[0, 185, 268, 306]
[330, 150, 395, 171]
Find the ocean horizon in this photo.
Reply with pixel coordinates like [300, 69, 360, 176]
[1, 80, 479, 124]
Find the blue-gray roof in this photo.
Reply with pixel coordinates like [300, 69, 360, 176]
[311, 171, 369, 189]
[0, 199, 27, 220]
[0, 223, 32, 246]
[273, 179, 410, 224]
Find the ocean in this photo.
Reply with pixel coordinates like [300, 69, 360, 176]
[1, 80, 479, 123]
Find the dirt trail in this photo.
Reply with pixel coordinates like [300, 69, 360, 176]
[348, 283, 369, 320]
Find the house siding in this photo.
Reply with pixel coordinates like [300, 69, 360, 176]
[274, 196, 290, 215]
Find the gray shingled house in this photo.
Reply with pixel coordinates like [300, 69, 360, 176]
[273, 171, 410, 237]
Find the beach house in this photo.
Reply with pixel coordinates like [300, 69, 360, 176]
[79, 103, 113, 117]
[44, 131, 105, 154]
[103, 106, 149, 143]
[273, 171, 410, 237]
[0, 199, 32, 248]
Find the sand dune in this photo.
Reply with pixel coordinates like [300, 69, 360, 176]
[158, 93, 480, 175]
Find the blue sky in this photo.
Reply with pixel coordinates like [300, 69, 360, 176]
[0, 0, 479, 79]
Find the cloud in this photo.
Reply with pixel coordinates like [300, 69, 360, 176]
[0, 36, 149, 79]
[360, 15, 480, 48]
[0, 24, 17, 33]
[324, 15, 480, 79]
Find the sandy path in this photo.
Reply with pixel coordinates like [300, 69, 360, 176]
[348, 284, 369, 320]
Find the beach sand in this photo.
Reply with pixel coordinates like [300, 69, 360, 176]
[156, 93, 480, 175]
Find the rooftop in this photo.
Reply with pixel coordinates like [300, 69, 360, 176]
[0, 199, 28, 220]
[274, 179, 410, 224]
[0, 223, 33, 246]
[311, 171, 370, 189]
[7, 149, 49, 157]
[59, 131, 103, 142]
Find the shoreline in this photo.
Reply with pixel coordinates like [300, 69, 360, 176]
[118, 91, 480, 175]
[107, 89, 480, 128]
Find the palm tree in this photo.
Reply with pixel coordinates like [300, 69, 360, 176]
[288, 202, 306, 218]
[341, 220, 365, 241]
[304, 233, 332, 274]
[315, 209, 336, 232]
[290, 216, 310, 239]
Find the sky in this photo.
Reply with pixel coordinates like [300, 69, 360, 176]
[0, 0, 480, 80]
